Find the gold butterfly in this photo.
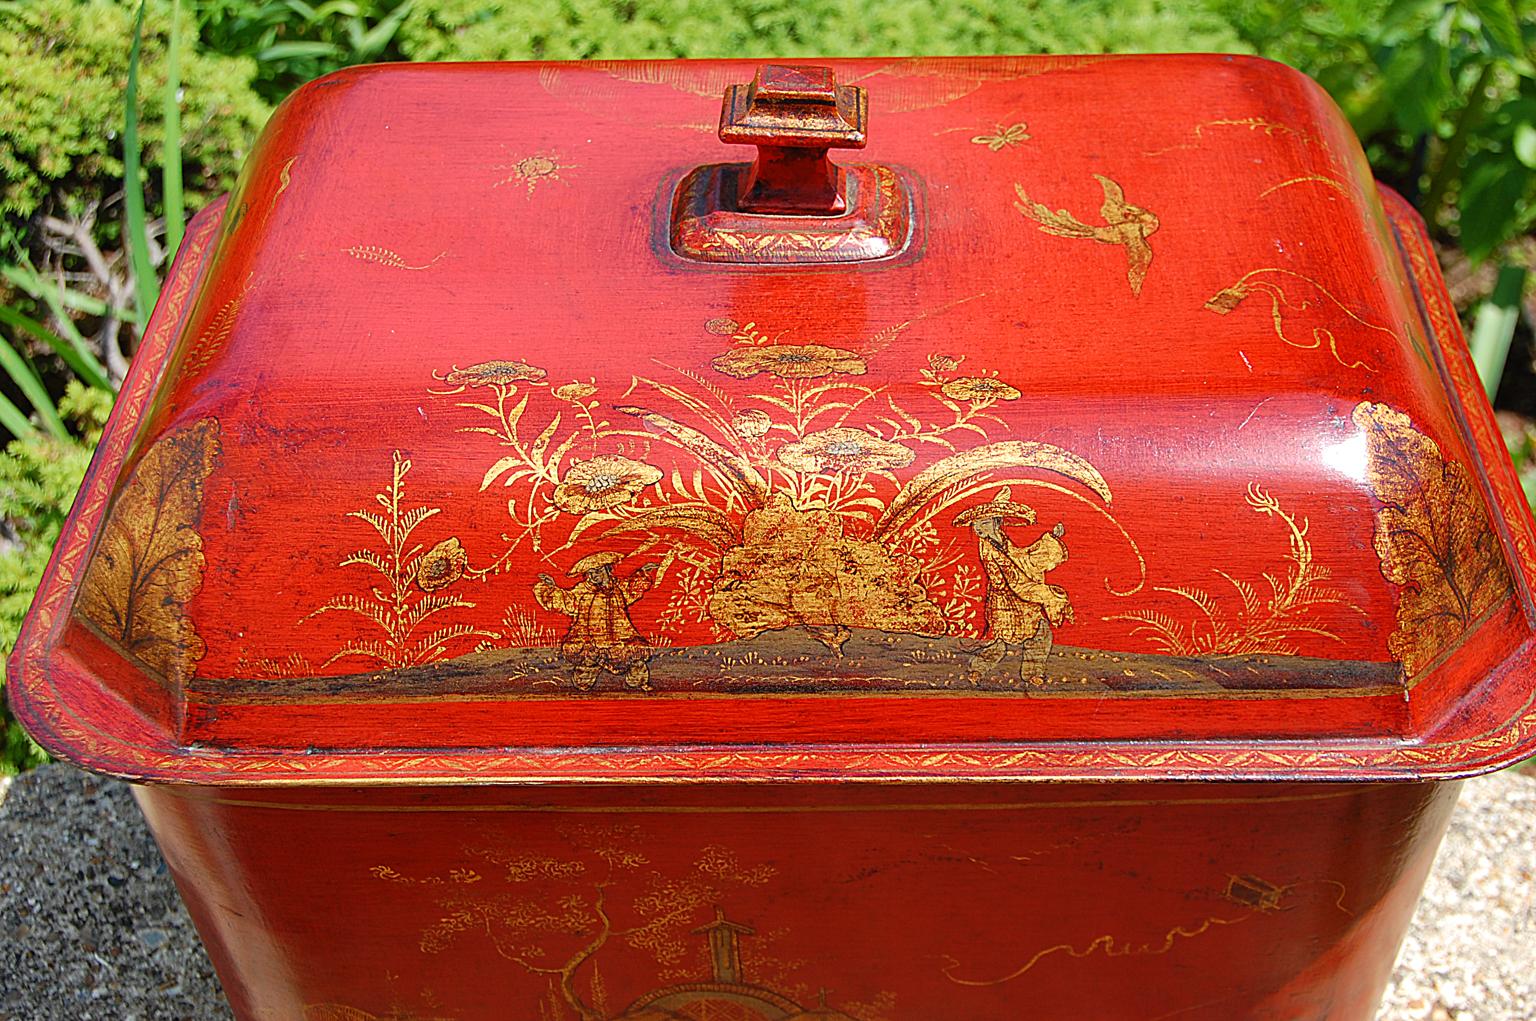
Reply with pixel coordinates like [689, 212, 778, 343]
[971, 122, 1030, 151]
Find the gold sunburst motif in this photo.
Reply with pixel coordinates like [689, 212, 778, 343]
[493, 152, 576, 196]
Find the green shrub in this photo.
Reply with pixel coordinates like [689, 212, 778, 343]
[0, 382, 112, 774]
[395, 0, 1251, 62]
[0, 0, 268, 232]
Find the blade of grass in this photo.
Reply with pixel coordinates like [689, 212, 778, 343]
[124, 1, 160, 325]
[0, 262, 135, 322]
[1470, 264, 1529, 398]
[0, 304, 113, 392]
[162, 0, 184, 254]
[0, 335, 68, 440]
[0, 392, 38, 441]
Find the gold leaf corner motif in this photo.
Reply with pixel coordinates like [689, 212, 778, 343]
[76, 418, 221, 682]
[1354, 402, 1514, 676]
[1012, 175, 1158, 295]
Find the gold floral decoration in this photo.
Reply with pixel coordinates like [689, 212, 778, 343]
[76, 419, 221, 683]
[1354, 402, 1513, 675]
[732, 408, 772, 441]
[553, 381, 598, 402]
[443, 360, 547, 388]
[307, 452, 495, 669]
[1105, 485, 1359, 657]
[777, 427, 916, 474]
[416, 537, 468, 592]
[941, 376, 1021, 404]
[553, 454, 664, 514]
[711, 344, 867, 380]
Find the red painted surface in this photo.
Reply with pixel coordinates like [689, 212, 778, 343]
[134, 780, 1461, 1021]
[7, 54, 1536, 1020]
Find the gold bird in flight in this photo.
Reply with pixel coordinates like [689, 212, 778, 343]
[1013, 175, 1159, 295]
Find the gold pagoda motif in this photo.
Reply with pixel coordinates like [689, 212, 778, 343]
[614, 907, 864, 1021]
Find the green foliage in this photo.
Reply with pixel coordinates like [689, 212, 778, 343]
[0, 0, 268, 231]
[195, 0, 416, 103]
[1214, 0, 1536, 259]
[0, 382, 112, 774]
[392, 0, 1251, 62]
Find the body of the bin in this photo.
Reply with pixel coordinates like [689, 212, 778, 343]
[11, 55, 1536, 1021]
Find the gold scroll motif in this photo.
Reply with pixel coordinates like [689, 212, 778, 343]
[76, 418, 220, 683]
[1105, 484, 1361, 657]
[538, 56, 1117, 115]
[1203, 267, 1401, 372]
[1142, 117, 1328, 158]
[1012, 176, 1159, 295]
[943, 866, 1352, 990]
[1354, 401, 1513, 676]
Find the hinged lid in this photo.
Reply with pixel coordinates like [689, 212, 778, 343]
[12, 55, 1536, 783]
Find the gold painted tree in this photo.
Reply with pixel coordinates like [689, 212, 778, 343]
[372, 828, 777, 1021]
[77, 418, 220, 682]
[1354, 402, 1513, 675]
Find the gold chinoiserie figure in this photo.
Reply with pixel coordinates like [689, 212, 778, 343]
[535, 551, 658, 692]
[955, 490, 1073, 685]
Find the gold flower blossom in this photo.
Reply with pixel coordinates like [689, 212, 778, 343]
[416, 537, 468, 591]
[554, 454, 663, 514]
[554, 381, 599, 402]
[705, 317, 741, 336]
[940, 376, 1022, 403]
[928, 353, 963, 373]
[732, 409, 772, 441]
[777, 427, 915, 474]
[712, 344, 867, 380]
[444, 360, 547, 387]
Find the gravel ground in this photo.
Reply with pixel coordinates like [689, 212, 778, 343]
[0, 764, 1531, 1020]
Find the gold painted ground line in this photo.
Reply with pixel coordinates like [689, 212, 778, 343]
[188, 683, 1403, 707]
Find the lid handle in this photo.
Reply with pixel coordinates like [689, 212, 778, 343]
[719, 64, 868, 215]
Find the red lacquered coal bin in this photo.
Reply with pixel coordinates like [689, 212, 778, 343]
[10, 55, 1536, 1021]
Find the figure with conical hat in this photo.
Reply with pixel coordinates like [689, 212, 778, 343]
[535, 551, 658, 692]
[953, 489, 1073, 686]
